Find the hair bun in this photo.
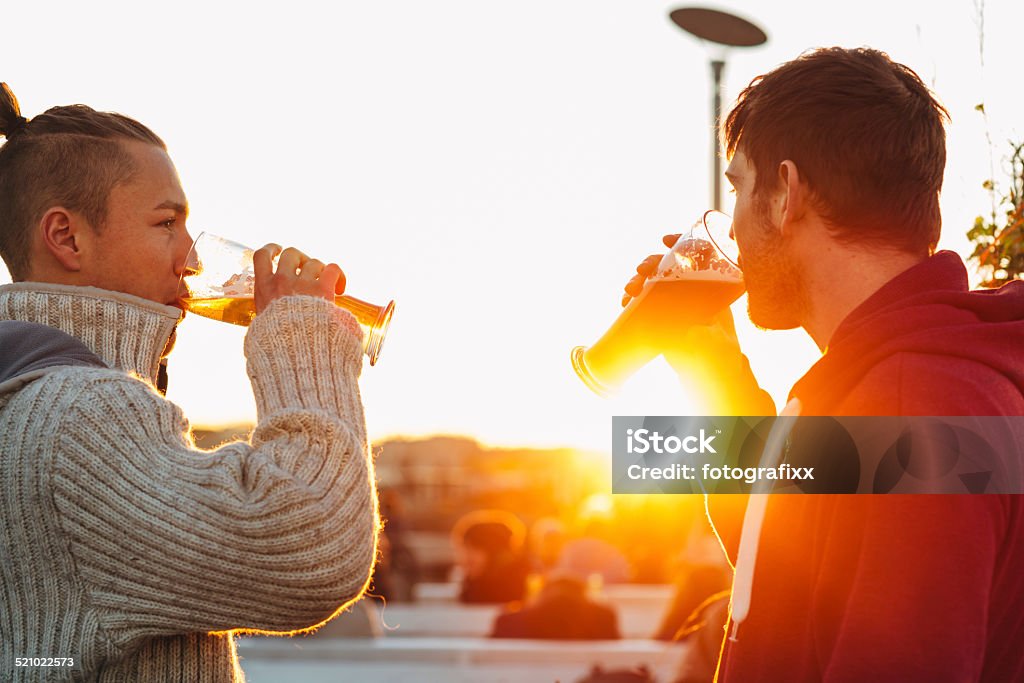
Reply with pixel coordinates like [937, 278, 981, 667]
[1, 82, 27, 139]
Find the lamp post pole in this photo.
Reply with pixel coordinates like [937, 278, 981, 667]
[668, 7, 767, 212]
[711, 58, 725, 211]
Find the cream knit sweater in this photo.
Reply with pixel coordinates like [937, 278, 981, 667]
[0, 283, 379, 682]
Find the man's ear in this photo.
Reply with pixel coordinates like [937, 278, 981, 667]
[39, 207, 85, 272]
[776, 160, 806, 236]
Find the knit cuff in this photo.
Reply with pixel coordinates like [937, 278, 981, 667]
[244, 296, 364, 420]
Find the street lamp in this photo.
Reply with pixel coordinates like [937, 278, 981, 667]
[668, 7, 767, 211]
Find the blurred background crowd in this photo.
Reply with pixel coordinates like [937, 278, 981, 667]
[198, 430, 731, 681]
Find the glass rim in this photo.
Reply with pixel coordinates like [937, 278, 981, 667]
[179, 230, 207, 286]
[701, 208, 740, 269]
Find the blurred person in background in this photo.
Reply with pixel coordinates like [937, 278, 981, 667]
[490, 570, 620, 640]
[558, 510, 631, 585]
[372, 489, 421, 602]
[653, 528, 731, 642]
[451, 509, 529, 604]
[525, 516, 568, 576]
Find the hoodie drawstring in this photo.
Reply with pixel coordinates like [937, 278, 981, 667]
[728, 397, 803, 643]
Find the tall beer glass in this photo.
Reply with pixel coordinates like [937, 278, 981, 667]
[571, 210, 743, 395]
[180, 233, 395, 366]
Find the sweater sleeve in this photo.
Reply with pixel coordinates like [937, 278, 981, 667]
[50, 295, 378, 649]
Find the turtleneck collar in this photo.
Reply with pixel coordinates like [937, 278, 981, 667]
[0, 282, 182, 386]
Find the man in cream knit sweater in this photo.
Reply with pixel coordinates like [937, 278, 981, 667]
[0, 86, 379, 681]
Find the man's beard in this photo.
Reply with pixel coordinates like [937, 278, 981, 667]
[743, 202, 808, 331]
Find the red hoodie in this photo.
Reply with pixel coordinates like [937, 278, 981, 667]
[715, 252, 1024, 683]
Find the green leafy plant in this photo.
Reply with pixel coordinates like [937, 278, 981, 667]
[967, 138, 1024, 287]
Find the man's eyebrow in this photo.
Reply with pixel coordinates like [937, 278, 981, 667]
[154, 200, 189, 217]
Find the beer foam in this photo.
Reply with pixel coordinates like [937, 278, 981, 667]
[650, 268, 742, 284]
[217, 273, 254, 297]
[652, 241, 742, 283]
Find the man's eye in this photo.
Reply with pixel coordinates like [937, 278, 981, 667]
[159, 219, 176, 229]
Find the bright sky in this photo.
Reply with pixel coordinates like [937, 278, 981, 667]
[2, 1, 1021, 451]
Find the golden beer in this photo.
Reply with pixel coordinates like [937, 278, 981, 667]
[573, 273, 744, 394]
[180, 232, 395, 366]
[183, 295, 395, 365]
[571, 214, 744, 396]
[184, 295, 382, 328]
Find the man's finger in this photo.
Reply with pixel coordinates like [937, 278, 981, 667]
[636, 254, 662, 276]
[253, 243, 282, 282]
[662, 233, 682, 248]
[321, 263, 347, 295]
[624, 275, 646, 297]
[277, 247, 309, 278]
[298, 259, 326, 282]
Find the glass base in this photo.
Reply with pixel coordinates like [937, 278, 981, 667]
[365, 300, 395, 366]
[570, 346, 613, 398]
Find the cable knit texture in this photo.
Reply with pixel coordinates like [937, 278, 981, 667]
[0, 284, 378, 682]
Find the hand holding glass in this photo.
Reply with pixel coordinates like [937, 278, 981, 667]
[180, 233, 395, 365]
[571, 210, 743, 395]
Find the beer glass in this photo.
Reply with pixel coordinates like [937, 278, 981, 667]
[180, 233, 395, 366]
[571, 210, 743, 396]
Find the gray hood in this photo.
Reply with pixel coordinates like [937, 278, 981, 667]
[0, 320, 107, 396]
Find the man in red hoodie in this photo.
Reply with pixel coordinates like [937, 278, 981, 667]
[625, 48, 1024, 682]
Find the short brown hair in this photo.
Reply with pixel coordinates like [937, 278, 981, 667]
[0, 83, 166, 280]
[723, 48, 949, 254]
